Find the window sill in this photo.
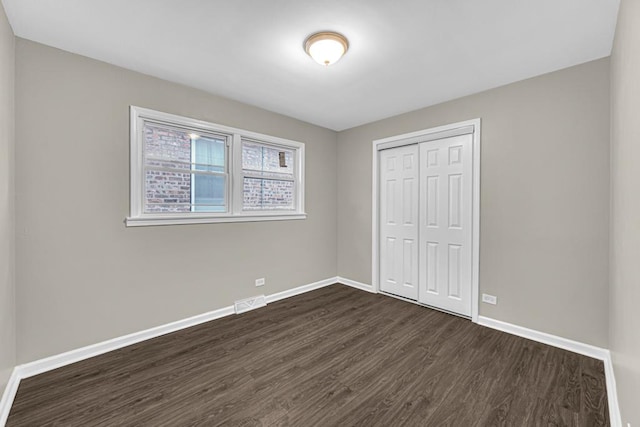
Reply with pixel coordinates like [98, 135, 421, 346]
[125, 213, 307, 227]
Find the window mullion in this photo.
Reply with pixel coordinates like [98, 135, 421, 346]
[190, 135, 196, 213]
[144, 166, 227, 178]
[241, 172, 295, 181]
[231, 133, 243, 215]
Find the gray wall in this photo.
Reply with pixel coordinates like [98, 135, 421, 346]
[15, 39, 338, 363]
[610, 0, 640, 424]
[0, 1, 15, 393]
[337, 58, 610, 347]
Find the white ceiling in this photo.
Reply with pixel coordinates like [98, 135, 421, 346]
[3, 0, 620, 131]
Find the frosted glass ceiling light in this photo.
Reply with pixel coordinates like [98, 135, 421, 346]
[304, 32, 349, 66]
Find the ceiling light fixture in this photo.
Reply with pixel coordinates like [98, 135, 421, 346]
[304, 31, 349, 66]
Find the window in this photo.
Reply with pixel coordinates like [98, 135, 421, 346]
[128, 107, 305, 226]
[242, 141, 295, 211]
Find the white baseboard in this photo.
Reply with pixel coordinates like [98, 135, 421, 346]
[603, 352, 622, 427]
[265, 277, 337, 303]
[18, 305, 236, 380]
[336, 276, 376, 293]
[0, 369, 20, 427]
[478, 316, 621, 426]
[478, 316, 608, 359]
[0, 276, 338, 426]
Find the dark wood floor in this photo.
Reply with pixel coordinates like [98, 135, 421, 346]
[7, 284, 609, 426]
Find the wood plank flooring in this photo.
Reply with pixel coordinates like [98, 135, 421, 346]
[7, 284, 609, 426]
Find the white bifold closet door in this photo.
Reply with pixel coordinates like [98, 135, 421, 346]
[418, 134, 473, 316]
[379, 144, 419, 300]
[379, 133, 473, 317]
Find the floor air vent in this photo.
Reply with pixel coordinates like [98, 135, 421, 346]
[234, 295, 267, 314]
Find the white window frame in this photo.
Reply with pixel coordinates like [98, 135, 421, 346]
[127, 106, 306, 227]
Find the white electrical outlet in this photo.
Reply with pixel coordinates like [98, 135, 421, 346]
[255, 278, 265, 287]
[482, 293, 497, 305]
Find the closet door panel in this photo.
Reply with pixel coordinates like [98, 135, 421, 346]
[379, 145, 419, 300]
[418, 134, 473, 316]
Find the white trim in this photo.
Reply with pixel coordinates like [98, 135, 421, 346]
[375, 125, 475, 151]
[371, 118, 481, 322]
[470, 121, 481, 323]
[0, 369, 20, 426]
[126, 213, 307, 227]
[336, 276, 377, 293]
[231, 133, 243, 215]
[265, 277, 337, 303]
[130, 106, 305, 161]
[371, 140, 379, 292]
[18, 306, 235, 380]
[478, 316, 621, 426]
[478, 316, 608, 359]
[603, 354, 622, 427]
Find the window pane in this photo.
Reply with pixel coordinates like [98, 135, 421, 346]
[144, 123, 226, 171]
[193, 136, 225, 173]
[143, 122, 227, 213]
[145, 170, 192, 213]
[192, 174, 226, 212]
[144, 123, 191, 168]
[243, 177, 294, 210]
[242, 141, 294, 178]
[145, 171, 226, 213]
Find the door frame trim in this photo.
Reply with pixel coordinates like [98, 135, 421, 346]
[371, 118, 481, 323]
